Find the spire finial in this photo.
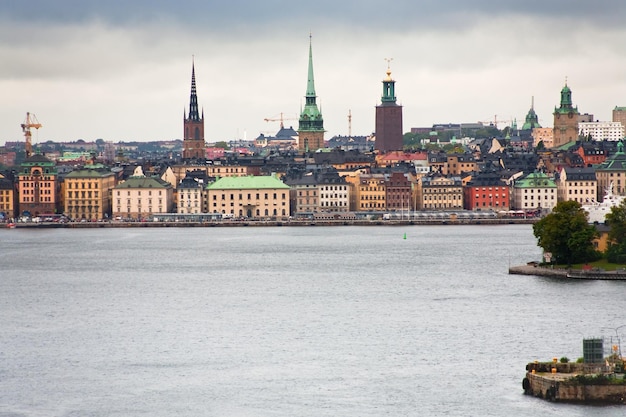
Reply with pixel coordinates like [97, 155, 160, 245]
[305, 34, 316, 97]
[384, 58, 393, 81]
[531, 96, 534, 110]
[565, 75, 568, 86]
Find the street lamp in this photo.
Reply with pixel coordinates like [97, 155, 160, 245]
[601, 325, 626, 365]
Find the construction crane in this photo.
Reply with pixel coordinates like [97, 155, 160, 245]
[264, 112, 297, 129]
[21, 112, 42, 158]
[479, 115, 513, 129]
[348, 109, 352, 139]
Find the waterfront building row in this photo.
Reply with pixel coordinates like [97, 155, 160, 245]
[3, 138, 626, 221]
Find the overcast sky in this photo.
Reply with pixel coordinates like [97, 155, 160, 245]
[2, 1, 626, 145]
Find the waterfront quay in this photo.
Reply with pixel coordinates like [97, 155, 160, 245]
[11, 217, 538, 229]
[523, 362, 626, 404]
[509, 264, 626, 280]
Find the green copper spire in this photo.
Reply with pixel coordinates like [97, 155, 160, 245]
[560, 82, 572, 108]
[522, 96, 541, 130]
[299, 34, 324, 132]
[306, 34, 316, 98]
[554, 78, 579, 115]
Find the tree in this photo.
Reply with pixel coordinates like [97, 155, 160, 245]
[605, 200, 626, 263]
[533, 200, 601, 265]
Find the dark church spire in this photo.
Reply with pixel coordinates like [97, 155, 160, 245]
[188, 58, 200, 122]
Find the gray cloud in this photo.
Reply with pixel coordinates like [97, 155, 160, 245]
[4, 1, 626, 29]
[2, 2, 626, 143]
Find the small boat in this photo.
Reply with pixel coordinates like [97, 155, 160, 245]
[6, 222, 16, 229]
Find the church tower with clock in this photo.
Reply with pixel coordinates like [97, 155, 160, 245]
[552, 80, 580, 148]
[297, 35, 325, 152]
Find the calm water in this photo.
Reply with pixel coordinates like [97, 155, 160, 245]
[1, 225, 625, 416]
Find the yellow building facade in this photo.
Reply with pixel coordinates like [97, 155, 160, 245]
[206, 176, 290, 218]
[64, 168, 117, 220]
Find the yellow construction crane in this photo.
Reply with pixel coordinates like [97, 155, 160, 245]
[21, 112, 42, 158]
[264, 112, 297, 129]
[479, 115, 512, 129]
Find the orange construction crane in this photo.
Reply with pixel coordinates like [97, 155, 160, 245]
[21, 112, 42, 158]
[264, 112, 297, 129]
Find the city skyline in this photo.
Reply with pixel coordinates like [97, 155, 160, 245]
[2, 1, 626, 145]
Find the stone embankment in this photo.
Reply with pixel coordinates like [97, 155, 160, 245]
[509, 265, 626, 280]
[10, 218, 537, 229]
[508, 265, 568, 278]
[523, 362, 626, 404]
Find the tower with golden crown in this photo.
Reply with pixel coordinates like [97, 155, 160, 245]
[375, 61, 403, 153]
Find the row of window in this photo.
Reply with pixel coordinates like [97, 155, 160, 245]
[116, 190, 163, 196]
[21, 196, 53, 202]
[474, 194, 507, 198]
[117, 199, 163, 205]
[567, 189, 594, 194]
[67, 207, 100, 212]
[66, 200, 101, 206]
[213, 202, 287, 207]
[21, 176, 53, 182]
[424, 195, 462, 201]
[116, 207, 164, 213]
[213, 193, 286, 200]
[22, 189, 53, 195]
[423, 203, 463, 209]
[67, 182, 100, 189]
[423, 188, 461, 193]
[523, 195, 555, 200]
[21, 182, 53, 188]
[68, 191, 100, 198]
[320, 194, 347, 199]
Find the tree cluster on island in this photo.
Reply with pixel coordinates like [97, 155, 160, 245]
[533, 200, 626, 266]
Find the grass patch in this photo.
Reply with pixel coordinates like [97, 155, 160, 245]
[551, 259, 626, 271]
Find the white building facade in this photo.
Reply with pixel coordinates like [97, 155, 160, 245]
[579, 121, 624, 141]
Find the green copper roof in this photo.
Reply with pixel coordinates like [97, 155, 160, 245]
[66, 168, 115, 178]
[299, 35, 324, 132]
[207, 175, 290, 190]
[381, 66, 397, 104]
[115, 176, 171, 189]
[597, 140, 626, 171]
[554, 81, 579, 115]
[515, 172, 556, 189]
[522, 97, 541, 130]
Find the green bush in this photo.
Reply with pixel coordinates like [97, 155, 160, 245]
[560, 356, 569, 363]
